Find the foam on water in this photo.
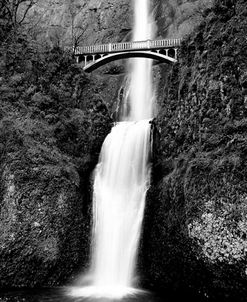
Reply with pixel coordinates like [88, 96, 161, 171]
[69, 285, 146, 299]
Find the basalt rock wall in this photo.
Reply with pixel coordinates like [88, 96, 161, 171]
[140, 0, 247, 300]
[0, 45, 112, 287]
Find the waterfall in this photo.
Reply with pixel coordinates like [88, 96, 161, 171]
[122, 0, 155, 121]
[89, 120, 151, 298]
[128, 0, 155, 120]
[70, 0, 155, 299]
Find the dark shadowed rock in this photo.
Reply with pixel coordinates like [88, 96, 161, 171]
[0, 45, 112, 287]
[140, 0, 247, 300]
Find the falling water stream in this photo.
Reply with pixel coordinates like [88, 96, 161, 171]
[69, 0, 155, 299]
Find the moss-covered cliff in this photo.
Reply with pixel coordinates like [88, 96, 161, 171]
[0, 37, 112, 287]
[140, 0, 247, 300]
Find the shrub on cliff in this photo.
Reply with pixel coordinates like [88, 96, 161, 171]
[0, 19, 112, 287]
[0, 27, 113, 164]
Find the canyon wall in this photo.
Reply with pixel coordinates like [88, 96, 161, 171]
[140, 0, 247, 300]
[0, 47, 112, 286]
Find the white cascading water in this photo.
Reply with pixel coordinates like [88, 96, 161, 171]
[128, 0, 154, 120]
[70, 0, 155, 299]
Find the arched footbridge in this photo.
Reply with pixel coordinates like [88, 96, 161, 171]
[74, 38, 181, 72]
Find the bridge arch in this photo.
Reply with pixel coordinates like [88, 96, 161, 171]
[82, 51, 177, 72]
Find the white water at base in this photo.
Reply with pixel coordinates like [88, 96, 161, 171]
[69, 285, 145, 299]
[69, 0, 154, 299]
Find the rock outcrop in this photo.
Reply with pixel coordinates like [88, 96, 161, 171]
[140, 0, 247, 300]
[0, 46, 112, 287]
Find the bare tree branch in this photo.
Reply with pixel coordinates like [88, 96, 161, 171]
[1, 0, 36, 28]
[18, 0, 36, 25]
[67, 0, 87, 52]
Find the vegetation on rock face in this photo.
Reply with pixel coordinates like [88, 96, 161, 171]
[140, 0, 247, 300]
[0, 9, 112, 287]
[155, 0, 215, 39]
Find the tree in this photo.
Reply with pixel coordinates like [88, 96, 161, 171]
[67, 0, 86, 52]
[1, 0, 37, 29]
[0, 2, 11, 40]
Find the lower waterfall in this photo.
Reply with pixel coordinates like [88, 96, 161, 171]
[90, 120, 151, 297]
[70, 121, 152, 299]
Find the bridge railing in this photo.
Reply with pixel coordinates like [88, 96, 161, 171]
[75, 38, 181, 55]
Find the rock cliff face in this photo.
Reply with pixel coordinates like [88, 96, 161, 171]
[29, 0, 214, 46]
[140, 0, 247, 300]
[28, 0, 132, 46]
[0, 46, 112, 286]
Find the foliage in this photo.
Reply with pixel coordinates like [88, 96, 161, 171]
[156, 0, 247, 159]
[0, 20, 112, 287]
[0, 32, 112, 159]
[0, 0, 37, 42]
[67, 0, 87, 50]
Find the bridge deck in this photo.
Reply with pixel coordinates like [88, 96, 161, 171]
[75, 38, 181, 56]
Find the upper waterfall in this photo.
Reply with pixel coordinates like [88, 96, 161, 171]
[127, 0, 155, 121]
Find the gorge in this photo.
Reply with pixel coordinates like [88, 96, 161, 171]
[0, 0, 247, 301]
